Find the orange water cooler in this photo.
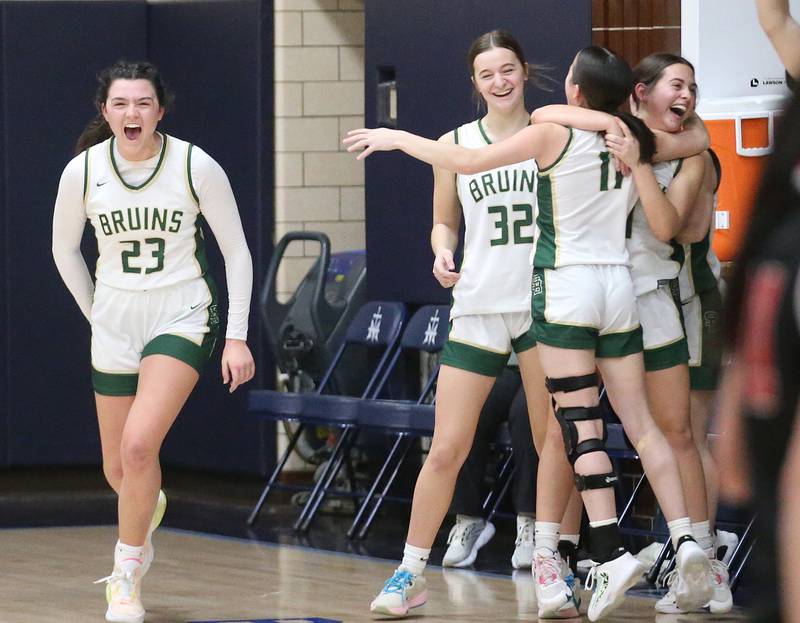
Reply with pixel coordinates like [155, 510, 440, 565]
[682, 0, 797, 260]
[697, 96, 786, 261]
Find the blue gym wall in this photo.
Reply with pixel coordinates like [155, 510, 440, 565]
[364, 0, 592, 305]
[0, 1, 274, 474]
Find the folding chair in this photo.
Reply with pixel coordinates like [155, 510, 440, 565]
[483, 422, 518, 524]
[345, 304, 449, 539]
[246, 300, 406, 528]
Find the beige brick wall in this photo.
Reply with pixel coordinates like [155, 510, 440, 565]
[274, 0, 365, 303]
[274, 0, 365, 470]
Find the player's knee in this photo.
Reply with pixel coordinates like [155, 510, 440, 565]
[425, 438, 469, 475]
[120, 437, 158, 473]
[661, 422, 695, 453]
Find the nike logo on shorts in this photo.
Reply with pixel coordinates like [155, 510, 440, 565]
[96, 179, 110, 187]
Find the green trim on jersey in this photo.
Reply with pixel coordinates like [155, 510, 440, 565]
[187, 144, 200, 205]
[83, 149, 90, 202]
[533, 175, 557, 267]
[109, 133, 169, 191]
[453, 127, 460, 145]
[643, 337, 689, 371]
[194, 215, 211, 275]
[688, 232, 718, 293]
[92, 368, 138, 396]
[537, 127, 573, 175]
[670, 240, 686, 271]
[441, 339, 508, 377]
[673, 158, 684, 177]
[477, 118, 492, 145]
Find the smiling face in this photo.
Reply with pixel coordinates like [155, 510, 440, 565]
[101, 79, 165, 159]
[471, 46, 528, 115]
[635, 63, 697, 132]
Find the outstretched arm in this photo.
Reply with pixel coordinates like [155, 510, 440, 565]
[757, 0, 800, 80]
[652, 113, 710, 162]
[344, 123, 566, 174]
[531, 104, 618, 133]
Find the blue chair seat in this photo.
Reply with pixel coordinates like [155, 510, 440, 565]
[358, 399, 434, 433]
[300, 394, 362, 424]
[247, 389, 306, 417]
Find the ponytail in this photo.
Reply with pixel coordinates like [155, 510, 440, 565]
[613, 111, 656, 164]
[75, 114, 112, 155]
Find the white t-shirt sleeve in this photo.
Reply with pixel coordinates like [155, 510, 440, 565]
[52, 154, 94, 321]
[191, 147, 253, 341]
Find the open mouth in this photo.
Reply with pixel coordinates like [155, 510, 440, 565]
[124, 124, 142, 141]
[669, 104, 687, 121]
[493, 88, 513, 98]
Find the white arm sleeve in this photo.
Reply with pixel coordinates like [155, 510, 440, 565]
[52, 154, 94, 321]
[191, 147, 253, 341]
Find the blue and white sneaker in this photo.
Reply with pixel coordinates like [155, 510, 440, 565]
[370, 568, 428, 618]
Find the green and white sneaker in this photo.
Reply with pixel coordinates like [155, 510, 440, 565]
[586, 552, 645, 621]
[370, 568, 428, 618]
[141, 489, 167, 576]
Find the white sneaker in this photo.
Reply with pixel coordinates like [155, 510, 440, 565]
[370, 568, 428, 617]
[655, 569, 692, 614]
[708, 558, 733, 614]
[674, 540, 713, 612]
[715, 529, 739, 566]
[141, 489, 167, 577]
[96, 567, 145, 623]
[534, 551, 580, 619]
[442, 516, 495, 568]
[511, 515, 534, 569]
[586, 552, 645, 622]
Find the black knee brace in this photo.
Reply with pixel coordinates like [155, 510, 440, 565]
[547, 372, 617, 492]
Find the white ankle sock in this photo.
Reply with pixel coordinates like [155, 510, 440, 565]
[534, 521, 560, 555]
[114, 540, 144, 575]
[401, 543, 430, 576]
[667, 517, 694, 551]
[456, 514, 483, 525]
[692, 520, 714, 557]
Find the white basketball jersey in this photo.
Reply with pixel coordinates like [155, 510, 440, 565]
[627, 159, 683, 296]
[532, 128, 638, 268]
[83, 134, 208, 291]
[451, 119, 538, 318]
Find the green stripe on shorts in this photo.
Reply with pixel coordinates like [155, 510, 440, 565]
[142, 333, 213, 373]
[596, 327, 644, 358]
[643, 337, 689, 371]
[92, 369, 138, 396]
[441, 340, 508, 377]
[511, 327, 537, 353]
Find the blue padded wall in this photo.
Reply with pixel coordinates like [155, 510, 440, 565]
[0, 1, 274, 474]
[1, 1, 148, 465]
